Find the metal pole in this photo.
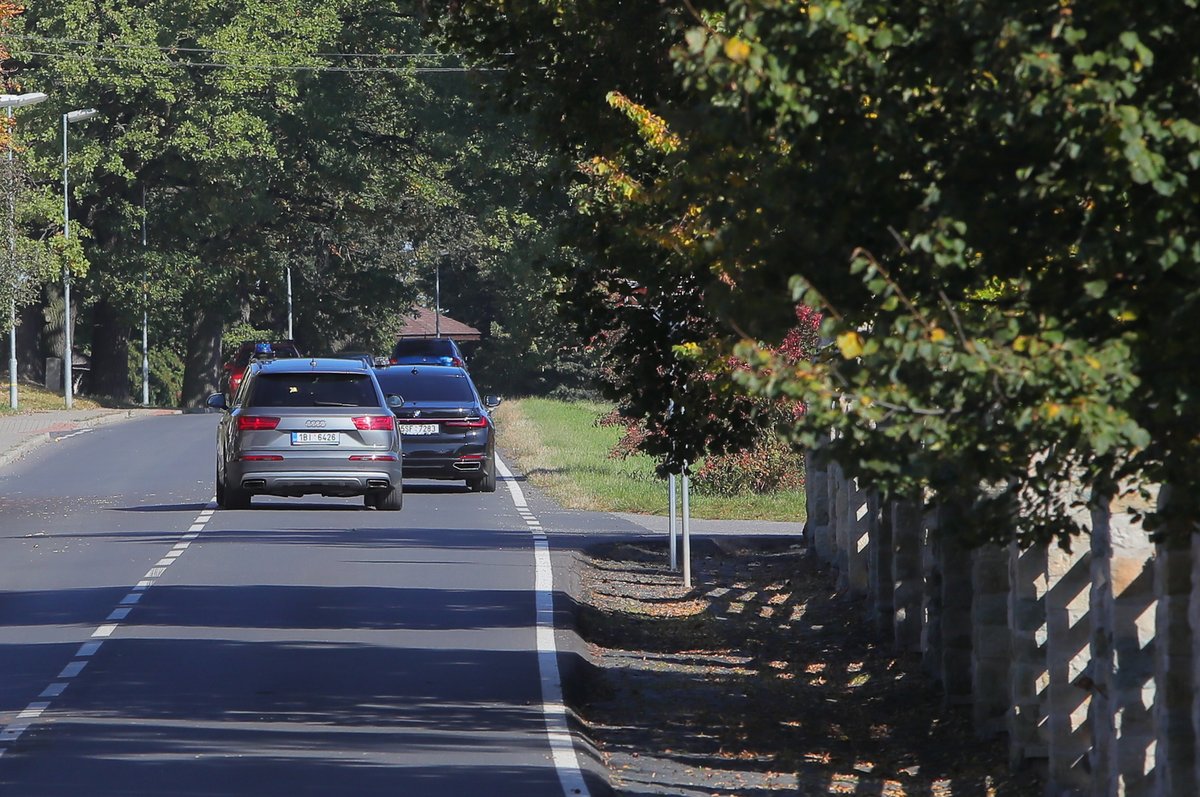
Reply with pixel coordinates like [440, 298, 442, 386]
[62, 113, 72, 409]
[434, 261, 440, 337]
[681, 462, 692, 589]
[286, 265, 293, 339]
[141, 186, 149, 406]
[668, 473, 678, 571]
[7, 107, 16, 408]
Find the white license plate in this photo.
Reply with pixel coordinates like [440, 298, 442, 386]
[292, 432, 340, 445]
[400, 424, 439, 436]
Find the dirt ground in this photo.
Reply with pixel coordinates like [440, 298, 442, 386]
[570, 538, 1043, 797]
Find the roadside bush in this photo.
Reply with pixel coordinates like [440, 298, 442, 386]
[127, 343, 184, 407]
[692, 434, 805, 497]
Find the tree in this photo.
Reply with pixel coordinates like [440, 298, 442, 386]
[439, 1, 1200, 545]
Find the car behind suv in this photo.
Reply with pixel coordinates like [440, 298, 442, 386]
[207, 358, 403, 510]
[388, 337, 467, 368]
[221, 340, 302, 400]
[373, 364, 500, 492]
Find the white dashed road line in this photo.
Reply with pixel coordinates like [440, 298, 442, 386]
[0, 500, 218, 759]
[495, 455, 592, 797]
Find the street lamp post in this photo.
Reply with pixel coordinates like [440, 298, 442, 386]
[62, 107, 98, 409]
[436, 250, 448, 338]
[1, 92, 48, 410]
[141, 186, 149, 406]
[286, 264, 293, 339]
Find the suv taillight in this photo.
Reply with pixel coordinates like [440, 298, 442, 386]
[352, 416, 395, 431]
[237, 415, 280, 431]
[444, 417, 488, 428]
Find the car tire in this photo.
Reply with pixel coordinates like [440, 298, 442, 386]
[469, 460, 497, 493]
[219, 474, 251, 510]
[374, 484, 403, 511]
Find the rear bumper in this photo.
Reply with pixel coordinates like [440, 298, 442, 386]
[228, 461, 403, 497]
[400, 448, 489, 480]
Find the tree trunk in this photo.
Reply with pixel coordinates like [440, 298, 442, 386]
[89, 295, 131, 400]
[181, 305, 223, 408]
[16, 300, 44, 383]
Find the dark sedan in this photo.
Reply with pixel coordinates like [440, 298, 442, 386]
[373, 364, 500, 492]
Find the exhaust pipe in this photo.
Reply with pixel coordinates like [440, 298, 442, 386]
[452, 460, 482, 472]
[242, 479, 266, 490]
[366, 479, 391, 489]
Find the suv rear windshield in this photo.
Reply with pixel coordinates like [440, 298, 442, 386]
[376, 371, 476, 403]
[246, 373, 379, 408]
[391, 339, 458, 358]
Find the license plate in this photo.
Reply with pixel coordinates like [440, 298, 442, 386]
[400, 424, 439, 436]
[292, 432, 340, 445]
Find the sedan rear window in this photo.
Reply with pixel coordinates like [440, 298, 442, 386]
[247, 373, 379, 408]
[376, 372, 476, 403]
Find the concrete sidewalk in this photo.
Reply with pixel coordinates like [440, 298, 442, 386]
[0, 407, 179, 470]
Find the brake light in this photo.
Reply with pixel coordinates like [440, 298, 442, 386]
[237, 415, 280, 431]
[444, 417, 488, 428]
[349, 454, 399, 461]
[239, 454, 283, 461]
[353, 416, 396, 431]
[230, 371, 245, 392]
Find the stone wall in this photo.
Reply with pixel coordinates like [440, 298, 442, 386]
[807, 457, 1193, 796]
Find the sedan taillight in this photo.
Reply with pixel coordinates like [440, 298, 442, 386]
[237, 415, 280, 431]
[443, 417, 488, 428]
[352, 416, 396, 431]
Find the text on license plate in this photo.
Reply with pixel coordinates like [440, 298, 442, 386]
[400, 424, 439, 436]
[291, 432, 340, 445]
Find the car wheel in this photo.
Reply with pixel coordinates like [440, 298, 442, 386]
[363, 492, 379, 509]
[375, 484, 403, 511]
[469, 460, 497, 493]
[220, 475, 251, 510]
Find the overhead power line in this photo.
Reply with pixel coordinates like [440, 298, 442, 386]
[6, 32, 450, 61]
[19, 50, 501, 74]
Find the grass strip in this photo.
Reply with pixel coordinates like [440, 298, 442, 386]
[493, 397, 806, 522]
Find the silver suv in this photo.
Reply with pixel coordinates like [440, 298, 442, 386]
[206, 358, 403, 510]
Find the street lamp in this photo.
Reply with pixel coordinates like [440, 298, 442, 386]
[141, 186, 149, 406]
[1, 92, 48, 409]
[436, 250, 448, 338]
[62, 107, 98, 409]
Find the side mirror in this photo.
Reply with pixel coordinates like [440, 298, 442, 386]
[385, 394, 404, 410]
[206, 393, 229, 412]
[484, 395, 502, 409]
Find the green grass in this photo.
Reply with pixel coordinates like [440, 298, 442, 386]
[0, 380, 105, 413]
[493, 397, 806, 522]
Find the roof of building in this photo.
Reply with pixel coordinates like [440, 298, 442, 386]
[396, 307, 482, 341]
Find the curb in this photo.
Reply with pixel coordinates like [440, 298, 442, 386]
[0, 408, 182, 471]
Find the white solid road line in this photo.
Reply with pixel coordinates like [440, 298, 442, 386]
[496, 454, 592, 797]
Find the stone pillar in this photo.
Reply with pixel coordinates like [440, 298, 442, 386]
[803, 449, 829, 559]
[1008, 543, 1049, 768]
[1155, 534, 1195, 797]
[818, 460, 842, 568]
[840, 478, 872, 598]
[922, 505, 943, 682]
[972, 543, 1011, 736]
[833, 466, 852, 591]
[868, 490, 893, 633]
[1044, 539, 1093, 793]
[939, 502, 974, 705]
[892, 498, 924, 653]
[1090, 499, 1157, 797]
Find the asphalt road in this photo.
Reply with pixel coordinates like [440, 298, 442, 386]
[0, 412, 598, 796]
